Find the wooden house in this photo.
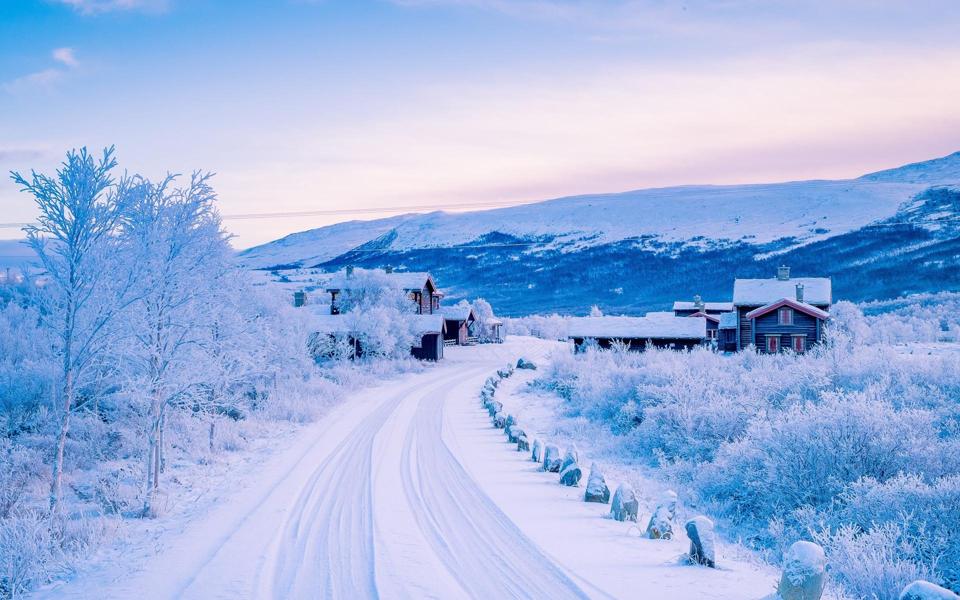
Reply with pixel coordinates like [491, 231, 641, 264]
[439, 305, 477, 345]
[307, 312, 446, 361]
[732, 266, 831, 353]
[324, 268, 441, 315]
[485, 318, 504, 343]
[409, 314, 446, 361]
[567, 316, 706, 352]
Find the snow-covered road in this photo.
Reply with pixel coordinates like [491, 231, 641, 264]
[39, 339, 777, 599]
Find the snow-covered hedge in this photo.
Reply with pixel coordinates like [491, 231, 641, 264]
[535, 312, 960, 597]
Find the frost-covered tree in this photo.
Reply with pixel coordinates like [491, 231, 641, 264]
[589, 305, 603, 317]
[117, 172, 235, 515]
[10, 147, 137, 510]
[471, 297, 497, 342]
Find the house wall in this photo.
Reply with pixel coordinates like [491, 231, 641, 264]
[411, 333, 443, 361]
[752, 309, 820, 352]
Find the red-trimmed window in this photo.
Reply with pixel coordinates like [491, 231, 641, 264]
[792, 335, 806, 353]
[766, 335, 780, 353]
[779, 307, 793, 325]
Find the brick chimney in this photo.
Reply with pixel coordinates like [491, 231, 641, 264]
[694, 294, 704, 309]
[796, 283, 804, 303]
[777, 265, 791, 281]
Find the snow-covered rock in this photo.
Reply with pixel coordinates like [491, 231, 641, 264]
[504, 414, 517, 433]
[610, 483, 639, 522]
[517, 434, 530, 452]
[497, 364, 514, 379]
[487, 400, 502, 418]
[516, 358, 537, 370]
[584, 463, 610, 504]
[645, 490, 678, 540]
[558, 452, 582, 487]
[542, 444, 562, 472]
[531, 438, 544, 463]
[899, 581, 960, 600]
[507, 425, 526, 444]
[685, 516, 716, 568]
[493, 412, 506, 428]
[776, 541, 826, 600]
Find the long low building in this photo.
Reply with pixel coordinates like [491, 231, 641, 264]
[567, 315, 707, 352]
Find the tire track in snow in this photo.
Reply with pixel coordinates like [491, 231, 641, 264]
[401, 368, 592, 600]
[260, 368, 469, 599]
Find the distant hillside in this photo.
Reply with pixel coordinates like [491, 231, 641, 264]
[240, 152, 960, 316]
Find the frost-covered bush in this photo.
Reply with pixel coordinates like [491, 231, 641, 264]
[535, 311, 960, 597]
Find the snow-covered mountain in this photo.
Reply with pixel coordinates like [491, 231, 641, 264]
[240, 152, 960, 315]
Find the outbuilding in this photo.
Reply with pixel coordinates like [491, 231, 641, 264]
[567, 315, 706, 352]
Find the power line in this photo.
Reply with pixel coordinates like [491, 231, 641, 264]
[0, 199, 529, 230]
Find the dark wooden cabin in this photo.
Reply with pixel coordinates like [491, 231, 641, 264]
[410, 315, 446, 361]
[567, 316, 706, 352]
[440, 305, 477, 345]
[733, 266, 831, 353]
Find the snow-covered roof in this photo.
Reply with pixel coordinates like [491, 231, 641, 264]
[309, 312, 444, 335]
[672, 301, 734, 312]
[733, 277, 831, 306]
[310, 314, 355, 334]
[410, 314, 445, 334]
[745, 298, 830, 321]
[439, 306, 475, 322]
[645, 311, 677, 319]
[324, 269, 435, 292]
[718, 312, 738, 329]
[567, 316, 706, 340]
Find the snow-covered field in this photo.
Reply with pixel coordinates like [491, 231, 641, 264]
[34, 338, 782, 599]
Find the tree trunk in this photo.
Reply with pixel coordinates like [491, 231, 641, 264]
[49, 369, 73, 511]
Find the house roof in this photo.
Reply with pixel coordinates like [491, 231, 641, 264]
[733, 277, 831, 306]
[745, 298, 830, 321]
[567, 316, 706, 340]
[718, 311, 738, 329]
[324, 269, 437, 293]
[672, 301, 734, 312]
[410, 314, 445, 335]
[311, 313, 355, 334]
[439, 306, 476, 322]
[687, 311, 720, 323]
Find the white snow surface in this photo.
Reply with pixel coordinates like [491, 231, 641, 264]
[238, 151, 960, 268]
[36, 337, 781, 599]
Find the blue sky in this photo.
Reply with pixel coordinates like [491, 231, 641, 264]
[2, 0, 959, 248]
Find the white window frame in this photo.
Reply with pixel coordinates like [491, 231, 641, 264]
[779, 307, 793, 325]
[791, 334, 806, 353]
[766, 334, 780, 353]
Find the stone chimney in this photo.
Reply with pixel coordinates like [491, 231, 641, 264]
[293, 290, 307, 308]
[346, 265, 354, 278]
[694, 294, 704, 309]
[777, 265, 791, 281]
[796, 283, 804, 303]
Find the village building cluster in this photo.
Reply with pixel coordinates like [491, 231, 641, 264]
[569, 266, 832, 354]
[286, 265, 830, 359]
[287, 266, 502, 361]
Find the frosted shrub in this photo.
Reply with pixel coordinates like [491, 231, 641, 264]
[816, 523, 931, 600]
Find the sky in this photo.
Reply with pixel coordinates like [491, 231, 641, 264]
[1, 0, 959, 249]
